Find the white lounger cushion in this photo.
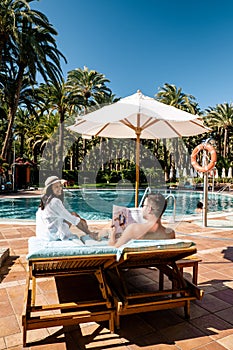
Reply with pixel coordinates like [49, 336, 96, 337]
[27, 237, 118, 259]
[27, 237, 195, 261]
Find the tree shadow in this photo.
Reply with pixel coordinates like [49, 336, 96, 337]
[222, 246, 233, 262]
[0, 255, 19, 283]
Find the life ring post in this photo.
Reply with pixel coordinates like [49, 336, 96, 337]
[191, 143, 217, 227]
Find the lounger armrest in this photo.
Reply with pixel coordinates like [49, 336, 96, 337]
[115, 239, 195, 261]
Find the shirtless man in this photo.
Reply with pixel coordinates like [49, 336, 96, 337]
[109, 193, 175, 247]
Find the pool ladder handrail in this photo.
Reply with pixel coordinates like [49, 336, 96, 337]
[139, 187, 176, 223]
[139, 186, 151, 207]
[165, 193, 176, 223]
[217, 184, 232, 193]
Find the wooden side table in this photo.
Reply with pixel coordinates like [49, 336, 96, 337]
[176, 257, 202, 285]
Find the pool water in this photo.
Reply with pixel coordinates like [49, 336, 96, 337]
[0, 189, 232, 221]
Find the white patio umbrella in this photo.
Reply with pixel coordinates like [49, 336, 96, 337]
[228, 167, 232, 178]
[182, 168, 187, 177]
[68, 90, 210, 206]
[199, 171, 204, 178]
[169, 168, 174, 180]
[192, 169, 197, 177]
[222, 167, 226, 178]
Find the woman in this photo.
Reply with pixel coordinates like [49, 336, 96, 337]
[36, 176, 91, 241]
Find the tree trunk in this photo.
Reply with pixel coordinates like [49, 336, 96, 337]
[223, 128, 227, 158]
[20, 133, 24, 157]
[57, 111, 65, 173]
[33, 146, 38, 164]
[163, 141, 169, 181]
[1, 66, 24, 163]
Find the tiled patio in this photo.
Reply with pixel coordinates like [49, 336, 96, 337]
[0, 216, 233, 349]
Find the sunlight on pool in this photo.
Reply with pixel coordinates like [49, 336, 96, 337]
[0, 189, 232, 221]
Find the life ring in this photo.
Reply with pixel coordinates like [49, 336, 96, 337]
[191, 143, 217, 173]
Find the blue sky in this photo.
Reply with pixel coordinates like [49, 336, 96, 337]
[33, 0, 233, 110]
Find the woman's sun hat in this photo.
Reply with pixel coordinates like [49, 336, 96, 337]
[43, 176, 66, 193]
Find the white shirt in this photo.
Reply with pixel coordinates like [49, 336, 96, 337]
[36, 197, 80, 241]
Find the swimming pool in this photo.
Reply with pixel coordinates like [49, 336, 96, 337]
[0, 189, 232, 221]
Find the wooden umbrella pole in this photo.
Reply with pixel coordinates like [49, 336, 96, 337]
[135, 130, 140, 207]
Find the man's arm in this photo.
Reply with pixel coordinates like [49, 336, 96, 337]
[108, 226, 117, 246]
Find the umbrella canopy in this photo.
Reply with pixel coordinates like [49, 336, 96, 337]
[169, 168, 174, 179]
[198, 171, 204, 178]
[193, 169, 197, 177]
[69, 90, 209, 139]
[222, 167, 226, 178]
[182, 168, 187, 177]
[68, 90, 210, 206]
[228, 167, 232, 178]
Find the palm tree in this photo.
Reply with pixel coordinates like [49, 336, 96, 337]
[0, 67, 48, 160]
[155, 83, 205, 178]
[95, 91, 120, 105]
[1, 0, 66, 162]
[66, 66, 112, 112]
[26, 112, 60, 164]
[0, 0, 30, 67]
[14, 107, 31, 157]
[0, 90, 8, 147]
[156, 83, 200, 114]
[37, 80, 77, 172]
[66, 66, 114, 170]
[204, 103, 233, 158]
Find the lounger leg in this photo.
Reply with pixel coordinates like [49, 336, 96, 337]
[95, 269, 112, 308]
[115, 312, 120, 330]
[172, 262, 187, 289]
[22, 274, 30, 348]
[22, 323, 27, 348]
[31, 276, 36, 306]
[115, 302, 122, 330]
[109, 312, 115, 333]
[193, 262, 198, 285]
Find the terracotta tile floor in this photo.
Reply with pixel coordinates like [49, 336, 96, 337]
[0, 215, 233, 349]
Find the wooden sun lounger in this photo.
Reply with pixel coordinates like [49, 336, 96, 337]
[105, 245, 204, 329]
[22, 238, 203, 346]
[22, 251, 116, 347]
